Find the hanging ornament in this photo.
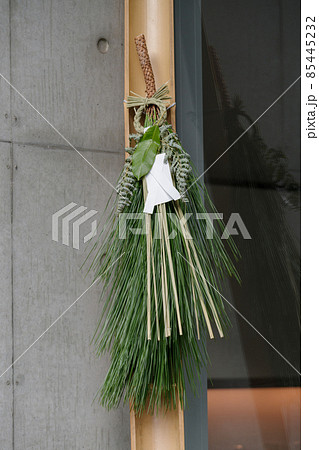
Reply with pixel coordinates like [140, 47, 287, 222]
[87, 34, 240, 415]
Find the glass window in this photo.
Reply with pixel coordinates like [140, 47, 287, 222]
[202, 1, 301, 448]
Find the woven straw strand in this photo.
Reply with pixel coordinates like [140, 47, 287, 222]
[134, 34, 156, 98]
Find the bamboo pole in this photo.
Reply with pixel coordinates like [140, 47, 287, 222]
[124, 1, 184, 449]
[124, 0, 176, 147]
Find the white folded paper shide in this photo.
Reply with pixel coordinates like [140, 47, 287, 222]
[143, 153, 181, 214]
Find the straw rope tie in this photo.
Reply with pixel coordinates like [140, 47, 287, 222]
[126, 83, 171, 133]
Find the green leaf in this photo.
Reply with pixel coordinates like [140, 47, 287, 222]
[132, 125, 160, 180]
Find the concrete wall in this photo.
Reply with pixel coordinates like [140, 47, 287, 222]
[0, 1, 130, 448]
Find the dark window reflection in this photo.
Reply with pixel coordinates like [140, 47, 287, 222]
[202, 1, 301, 448]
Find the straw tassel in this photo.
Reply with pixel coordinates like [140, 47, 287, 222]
[159, 209, 171, 337]
[150, 234, 160, 341]
[175, 203, 214, 339]
[159, 203, 183, 336]
[146, 213, 152, 340]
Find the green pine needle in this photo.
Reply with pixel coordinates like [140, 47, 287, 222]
[86, 136, 240, 414]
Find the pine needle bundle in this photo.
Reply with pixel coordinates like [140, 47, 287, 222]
[87, 35, 239, 415]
